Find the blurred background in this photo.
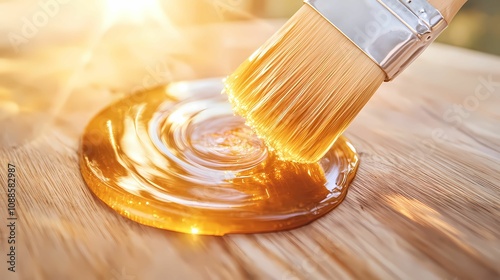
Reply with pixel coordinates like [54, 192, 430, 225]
[167, 0, 500, 56]
[0, 0, 498, 146]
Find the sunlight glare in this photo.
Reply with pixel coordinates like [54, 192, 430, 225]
[104, 0, 166, 25]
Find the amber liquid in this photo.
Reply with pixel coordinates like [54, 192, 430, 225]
[80, 78, 359, 235]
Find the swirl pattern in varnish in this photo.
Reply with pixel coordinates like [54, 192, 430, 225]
[80, 78, 359, 235]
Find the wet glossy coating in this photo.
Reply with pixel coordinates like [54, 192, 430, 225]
[80, 78, 359, 235]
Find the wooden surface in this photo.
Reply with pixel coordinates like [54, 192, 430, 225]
[1, 18, 499, 280]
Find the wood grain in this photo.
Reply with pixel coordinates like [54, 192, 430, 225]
[1, 20, 499, 280]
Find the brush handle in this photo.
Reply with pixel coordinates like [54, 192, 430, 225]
[428, 0, 467, 22]
[305, 0, 454, 81]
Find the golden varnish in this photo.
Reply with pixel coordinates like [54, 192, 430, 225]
[80, 79, 359, 235]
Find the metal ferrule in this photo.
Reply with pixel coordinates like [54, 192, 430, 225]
[304, 0, 447, 81]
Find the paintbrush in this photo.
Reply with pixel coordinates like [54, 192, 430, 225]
[224, 0, 466, 163]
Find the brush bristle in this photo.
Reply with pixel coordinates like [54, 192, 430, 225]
[225, 4, 385, 163]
